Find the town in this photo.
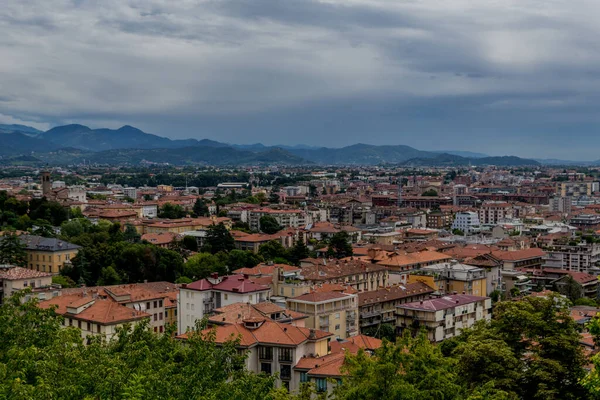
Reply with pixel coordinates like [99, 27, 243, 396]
[0, 164, 599, 398]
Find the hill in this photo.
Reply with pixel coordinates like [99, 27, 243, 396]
[288, 143, 436, 164]
[403, 153, 540, 167]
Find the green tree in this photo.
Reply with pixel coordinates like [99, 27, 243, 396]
[327, 231, 353, 259]
[193, 198, 209, 217]
[422, 189, 438, 196]
[51, 275, 76, 288]
[184, 252, 228, 279]
[182, 235, 199, 252]
[203, 223, 235, 254]
[0, 232, 27, 267]
[268, 193, 280, 204]
[258, 240, 288, 262]
[287, 239, 310, 265]
[123, 224, 141, 243]
[227, 249, 262, 269]
[259, 215, 282, 234]
[158, 203, 186, 219]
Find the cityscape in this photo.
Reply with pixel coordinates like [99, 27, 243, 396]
[2, 0, 600, 399]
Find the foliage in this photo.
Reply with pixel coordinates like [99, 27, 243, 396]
[227, 249, 263, 270]
[203, 223, 235, 254]
[287, 239, 310, 265]
[184, 252, 228, 280]
[258, 240, 288, 262]
[0, 231, 27, 267]
[182, 235, 199, 252]
[259, 215, 282, 234]
[193, 198, 209, 217]
[0, 293, 278, 399]
[158, 203, 186, 219]
[52, 275, 76, 288]
[361, 323, 396, 342]
[327, 232, 353, 259]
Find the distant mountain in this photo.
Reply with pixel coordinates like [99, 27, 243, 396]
[0, 124, 44, 136]
[288, 143, 436, 164]
[403, 153, 540, 167]
[534, 158, 595, 166]
[432, 150, 489, 158]
[0, 131, 60, 156]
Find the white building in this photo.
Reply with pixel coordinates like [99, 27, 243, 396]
[178, 274, 271, 335]
[451, 211, 481, 234]
[396, 294, 492, 342]
[123, 187, 138, 199]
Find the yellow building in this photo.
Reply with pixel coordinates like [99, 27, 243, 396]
[412, 260, 487, 297]
[142, 216, 232, 234]
[287, 291, 359, 340]
[19, 235, 80, 274]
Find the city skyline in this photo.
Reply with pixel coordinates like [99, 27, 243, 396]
[2, 0, 599, 159]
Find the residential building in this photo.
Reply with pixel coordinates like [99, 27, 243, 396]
[0, 266, 55, 303]
[543, 240, 600, 274]
[208, 302, 307, 327]
[416, 260, 488, 296]
[17, 235, 80, 274]
[396, 294, 492, 342]
[287, 290, 359, 339]
[376, 250, 452, 284]
[549, 196, 572, 213]
[557, 181, 596, 197]
[478, 201, 513, 225]
[569, 214, 600, 229]
[298, 258, 389, 292]
[177, 319, 332, 393]
[358, 281, 435, 329]
[178, 274, 270, 335]
[247, 208, 307, 231]
[451, 211, 482, 234]
[39, 293, 150, 341]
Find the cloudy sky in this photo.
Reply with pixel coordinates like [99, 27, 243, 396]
[1, 0, 599, 159]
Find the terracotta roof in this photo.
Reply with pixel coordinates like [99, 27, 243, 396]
[376, 250, 451, 268]
[0, 266, 52, 280]
[398, 294, 489, 312]
[141, 232, 178, 245]
[290, 291, 352, 303]
[358, 282, 435, 306]
[61, 281, 179, 303]
[233, 263, 300, 276]
[329, 335, 383, 354]
[39, 294, 150, 325]
[490, 248, 546, 261]
[300, 259, 388, 281]
[209, 302, 307, 325]
[186, 274, 270, 294]
[180, 320, 332, 348]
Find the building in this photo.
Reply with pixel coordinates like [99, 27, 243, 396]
[376, 250, 452, 284]
[358, 281, 435, 329]
[38, 293, 150, 341]
[549, 197, 572, 213]
[451, 211, 482, 234]
[248, 209, 307, 231]
[122, 187, 138, 199]
[396, 294, 492, 342]
[478, 201, 513, 225]
[177, 319, 332, 393]
[178, 274, 271, 335]
[17, 235, 80, 274]
[208, 301, 307, 327]
[543, 240, 600, 274]
[298, 258, 389, 293]
[557, 181, 596, 197]
[287, 290, 359, 339]
[569, 214, 600, 229]
[0, 266, 54, 303]
[416, 260, 488, 296]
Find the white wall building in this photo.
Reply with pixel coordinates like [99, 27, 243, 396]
[451, 211, 481, 234]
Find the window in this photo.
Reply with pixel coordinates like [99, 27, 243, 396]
[300, 372, 309, 383]
[191, 303, 195, 311]
[260, 363, 272, 375]
[186, 303, 189, 310]
[154, 327, 158, 332]
[87, 322, 91, 331]
[69, 319, 73, 326]
[335, 324, 340, 330]
[154, 301, 158, 308]
[291, 288, 295, 296]
[97, 325, 101, 333]
[159, 326, 164, 333]
[159, 312, 163, 320]
[280, 364, 291, 380]
[175, 309, 177, 316]
[335, 313, 340, 319]
[154, 314, 158, 321]
[159, 300, 163, 308]
[147, 302, 151, 310]
[78, 320, 82, 329]
[249, 295, 253, 301]
[279, 348, 293, 362]
[23, 281, 28, 287]
[224, 294, 228, 300]
[316, 378, 327, 393]
[258, 346, 273, 360]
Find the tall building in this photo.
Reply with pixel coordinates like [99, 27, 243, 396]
[41, 171, 52, 197]
[451, 211, 481, 234]
[549, 197, 572, 213]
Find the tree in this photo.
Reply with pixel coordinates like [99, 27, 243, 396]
[259, 215, 282, 234]
[288, 239, 310, 265]
[361, 323, 396, 342]
[193, 198, 209, 217]
[422, 189, 438, 196]
[0, 232, 27, 267]
[52, 275, 76, 288]
[336, 331, 463, 400]
[184, 252, 228, 279]
[32, 219, 56, 237]
[124, 224, 141, 243]
[158, 203, 186, 219]
[182, 235, 199, 252]
[268, 193, 280, 204]
[203, 223, 235, 254]
[227, 250, 262, 269]
[327, 231, 353, 259]
[258, 240, 288, 262]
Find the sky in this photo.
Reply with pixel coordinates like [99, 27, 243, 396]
[1, 0, 600, 160]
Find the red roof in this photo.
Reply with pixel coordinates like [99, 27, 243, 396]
[186, 274, 270, 294]
[398, 294, 489, 311]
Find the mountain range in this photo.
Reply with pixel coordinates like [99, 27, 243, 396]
[0, 123, 548, 166]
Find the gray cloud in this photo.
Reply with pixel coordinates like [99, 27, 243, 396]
[0, 0, 599, 159]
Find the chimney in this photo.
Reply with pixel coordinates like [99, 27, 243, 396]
[308, 329, 316, 340]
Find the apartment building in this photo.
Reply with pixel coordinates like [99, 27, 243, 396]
[208, 301, 307, 327]
[298, 258, 389, 292]
[17, 235, 80, 274]
[376, 250, 452, 284]
[557, 181, 596, 197]
[478, 201, 513, 224]
[248, 208, 307, 231]
[178, 319, 332, 393]
[358, 281, 435, 330]
[0, 266, 54, 303]
[178, 274, 270, 335]
[451, 211, 481, 234]
[417, 260, 488, 296]
[287, 291, 359, 339]
[396, 294, 492, 342]
[140, 216, 232, 234]
[39, 293, 150, 341]
[543, 241, 600, 273]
